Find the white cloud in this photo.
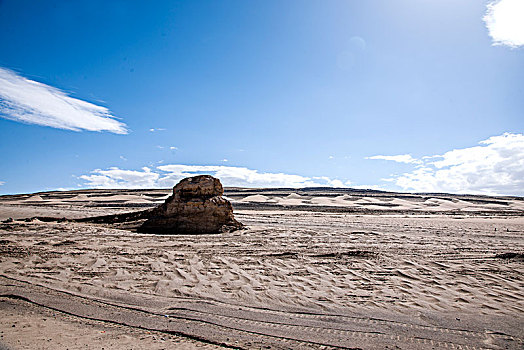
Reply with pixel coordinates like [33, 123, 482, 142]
[0, 67, 127, 134]
[312, 176, 350, 188]
[0, 181, 4, 186]
[484, 0, 524, 48]
[366, 154, 420, 164]
[149, 128, 166, 132]
[79, 167, 159, 188]
[79, 164, 351, 189]
[156, 165, 350, 188]
[330, 180, 345, 187]
[383, 133, 524, 196]
[119, 155, 127, 161]
[351, 184, 388, 191]
[169, 146, 178, 150]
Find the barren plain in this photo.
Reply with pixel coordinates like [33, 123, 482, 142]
[0, 188, 523, 349]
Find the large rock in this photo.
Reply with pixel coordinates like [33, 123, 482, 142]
[138, 175, 243, 234]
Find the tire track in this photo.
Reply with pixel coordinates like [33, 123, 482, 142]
[2, 275, 520, 349]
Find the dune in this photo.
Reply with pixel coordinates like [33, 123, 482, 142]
[239, 194, 276, 203]
[309, 197, 336, 206]
[278, 193, 310, 206]
[307, 196, 356, 207]
[87, 194, 143, 202]
[67, 194, 90, 201]
[354, 197, 385, 204]
[511, 201, 524, 210]
[389, 198, 418, 210]
[23, 195, 45, 202]
[124, 198, 156, 204]
[422, 197, 464, 211]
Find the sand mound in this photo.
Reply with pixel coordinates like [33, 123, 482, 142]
[278, 193, 309, 206]
[240, 195, 276, 203]
[24, 195, 45, 202]
[69, 194, 90, 201]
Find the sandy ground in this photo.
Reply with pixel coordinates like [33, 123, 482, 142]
[0, 297, 221, 350]
[0, 188, 523, 349]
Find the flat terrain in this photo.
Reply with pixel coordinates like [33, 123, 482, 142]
[0, 188, 523, 349]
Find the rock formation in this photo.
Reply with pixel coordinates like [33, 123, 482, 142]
[138, 175, 243, 234]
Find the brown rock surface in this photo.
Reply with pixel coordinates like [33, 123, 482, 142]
[138, 175, 242, 234]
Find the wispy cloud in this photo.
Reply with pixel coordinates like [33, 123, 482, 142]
[370, 133, 524, 196]
[0, 67, 127, 133]
[79, 164, 350, 189]
[484, 0, 524, 48]
[365, 154, 420, 164]
[149, 128, 166, 132]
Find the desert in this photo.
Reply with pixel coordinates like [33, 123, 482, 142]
[0, 182, 523, 349]
[2, 1, 524, 349]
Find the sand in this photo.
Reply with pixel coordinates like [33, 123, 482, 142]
[0, 296, 221, 350]
[0, 188, 523, 349]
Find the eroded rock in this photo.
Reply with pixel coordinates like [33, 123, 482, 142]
[138, 175, 243, 234]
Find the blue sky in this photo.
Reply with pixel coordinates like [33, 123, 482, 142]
[0, 0, 523, 195]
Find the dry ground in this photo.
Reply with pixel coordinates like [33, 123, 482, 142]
[0, 188, 522, 349]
